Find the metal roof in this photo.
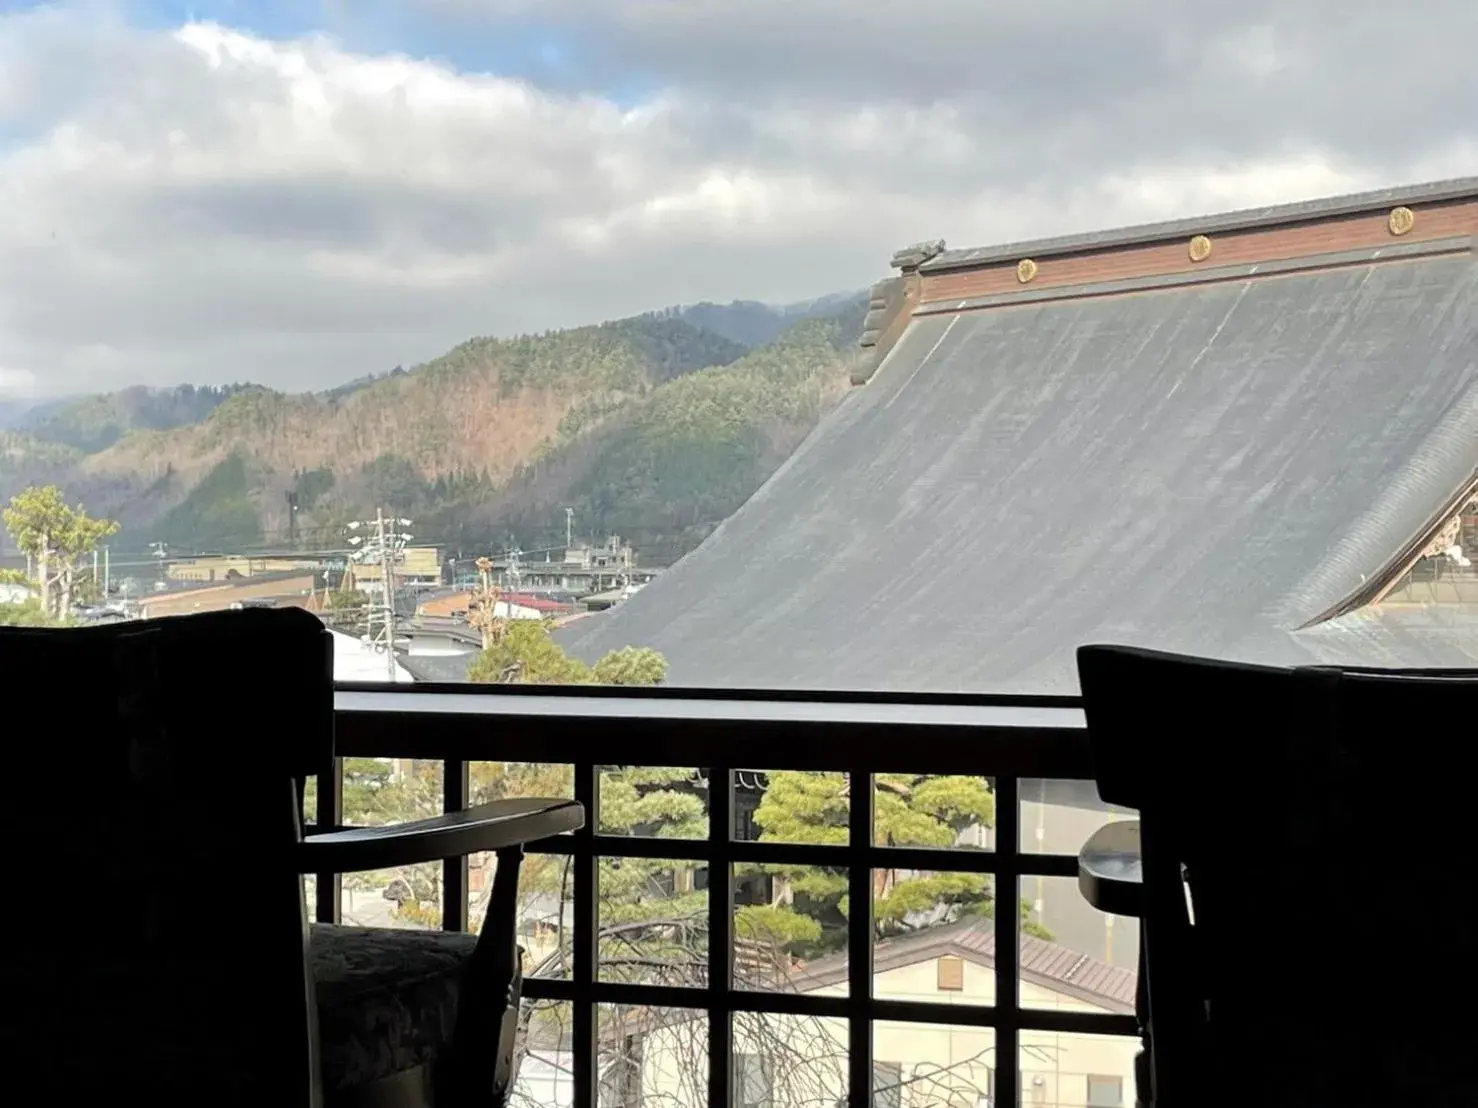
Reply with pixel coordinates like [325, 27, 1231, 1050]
[564, 251, 1478, 693]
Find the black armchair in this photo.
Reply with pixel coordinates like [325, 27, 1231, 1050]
[1075, 644, 1478, 1108]
[0, 607, 583, 1108]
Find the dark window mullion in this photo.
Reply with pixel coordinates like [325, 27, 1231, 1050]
[710, 765, 734, 1108]
[849, 768, 874, 1108]
[315, 757, 343, 924]
[994, 776, 1021, 1108]
[442, 757, 469, 933]
[573, 762, 599, 1108]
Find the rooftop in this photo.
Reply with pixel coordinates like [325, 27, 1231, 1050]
[796, 915, 1136, 1014]
[564, 178, 1478, 692]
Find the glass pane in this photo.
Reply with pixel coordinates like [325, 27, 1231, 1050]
[337, 759, 444, 929]
[599, 1004, 708, 1108]
[734, 1012, 847, 1108]
[1020, 876, 1139, 1007]
[1020, 1031, 1139, 1108]
[875, 1021, 996, 1108]
[734, 770, 848, 845]
[512, 1000, 573, 1108]
[470, 761, 575, 806]
[734, 864, 849, 993]
[599, 766, 709, 839]
[873, 868, 998, 1006]
[465, 848, 575, 979]
[598, 856, 709, 986]
[1020, 779, 1136, 856]
[875, 774, 996, 850]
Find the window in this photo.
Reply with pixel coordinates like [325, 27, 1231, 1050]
[937, 954, 965, 991]
[873, 1061, 903, 1108]
[734, 1053, 772, 1108]
[1087, 1074, 1124, 1107]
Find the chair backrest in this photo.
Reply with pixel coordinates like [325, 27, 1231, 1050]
[0, 608, 334, 1105]
[1078, 644, 1478, 1108]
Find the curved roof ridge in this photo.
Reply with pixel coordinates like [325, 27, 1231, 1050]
[922, 177, 1478, 273]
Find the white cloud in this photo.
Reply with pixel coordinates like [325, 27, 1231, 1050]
[0, 4, 1474, 397]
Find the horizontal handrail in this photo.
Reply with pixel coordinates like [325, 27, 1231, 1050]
[333, 688, 1092, 778]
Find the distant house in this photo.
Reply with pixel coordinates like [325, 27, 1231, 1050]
[168, 555, 322, 583]
[137, 570, 320, 620]
[348, 546, 444, 591]
[518, 916, 1137, 1108]
[415, 589, 551, 621]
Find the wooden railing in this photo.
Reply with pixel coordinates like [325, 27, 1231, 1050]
[324, 685, 1135, 1108]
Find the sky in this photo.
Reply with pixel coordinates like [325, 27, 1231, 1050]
[1, 0, 1475, 398]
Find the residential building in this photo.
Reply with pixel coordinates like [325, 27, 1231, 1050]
[557, 917, 1136, 1108]
[168, 555, 323, 583]
[138, 570, 320, 620]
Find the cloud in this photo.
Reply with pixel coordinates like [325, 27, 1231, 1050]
[0, 3, 1474, 396]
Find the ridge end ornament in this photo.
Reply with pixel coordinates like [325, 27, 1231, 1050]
[1188, 234, 1213, 263]
[1388, 206, 1415, 236]
[1016, 258, 1038, 284]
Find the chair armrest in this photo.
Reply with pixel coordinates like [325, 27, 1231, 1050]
[298, 797, 583, 874]
[1077, 819, 1142, 918]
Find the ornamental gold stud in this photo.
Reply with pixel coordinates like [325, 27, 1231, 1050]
[1388, 206, 1415, 236]
[1188, 234, 1213, 263]
[1016, 258, 1038, 284]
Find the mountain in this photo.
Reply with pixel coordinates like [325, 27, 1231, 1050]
[482, 306, 867, 559]
[0, 399, 47, 430]
[654, 291, 868, 349]
[19, 384, 255, 453]
[0, 292, 867, 559]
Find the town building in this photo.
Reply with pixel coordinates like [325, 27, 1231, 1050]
[167, 555, 323, 583]
[138, 569, 321, 620]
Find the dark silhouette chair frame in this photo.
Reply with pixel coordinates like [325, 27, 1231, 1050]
[1075, 644, 1478, 1108]
[1, 608, 583, 1107]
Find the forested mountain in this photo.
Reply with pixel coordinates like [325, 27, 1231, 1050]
[0, 292, 867, 559]
[652, 290, 867, 349]
[19, 384, 255, 453]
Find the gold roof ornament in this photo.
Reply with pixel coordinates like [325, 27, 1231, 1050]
[1188, 234, 1213, 263]
[1016, 258, 1038, 284]
[1388, 206, 1415, 236]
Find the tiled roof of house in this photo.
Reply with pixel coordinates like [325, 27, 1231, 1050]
[795, 915, 1136, 1014]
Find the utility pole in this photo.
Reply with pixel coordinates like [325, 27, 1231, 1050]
[507, 544, 523, 594]
[565, 507, 574, 552]
[378, 508, 396, 682]
[345, 509, 413, 682]
[103, 545, 110, 599]
[286, 491, 300, 550]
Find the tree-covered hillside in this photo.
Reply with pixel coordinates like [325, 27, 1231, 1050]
[484, 306, 865, 556]
[651, 290, 867, 349]
[22, 384, 255, 454]
[0, 292, 866, 558]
